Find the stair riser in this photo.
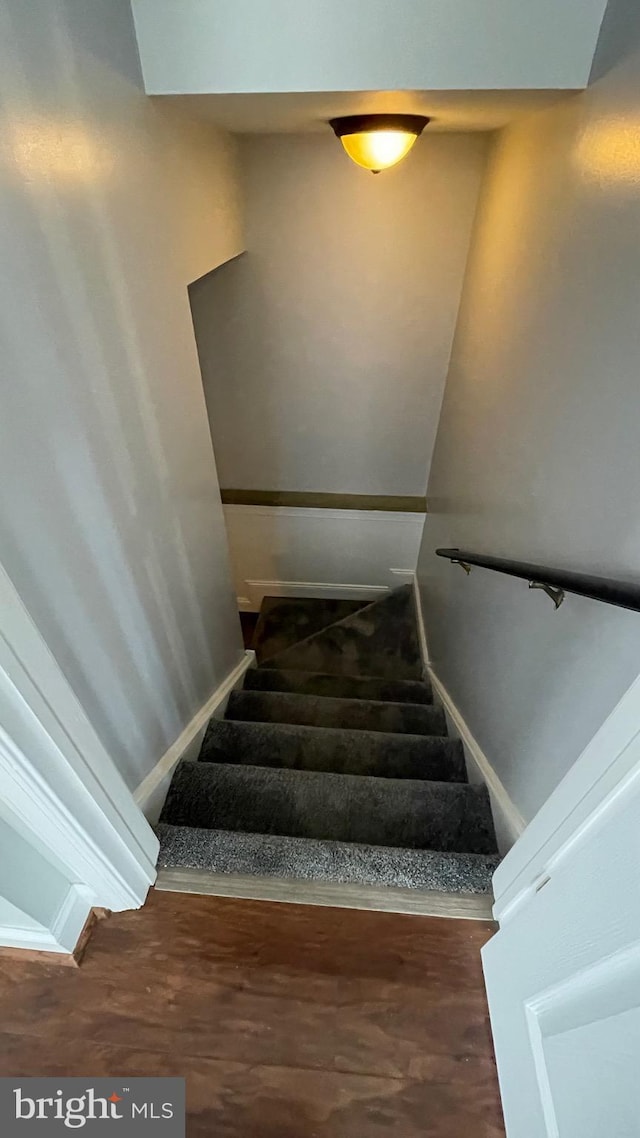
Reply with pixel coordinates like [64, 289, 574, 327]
[201, 719, 466, 782]
[161, 762, 496, 854]
[244, 669, 433, 705]
[227, 690, 446, 737]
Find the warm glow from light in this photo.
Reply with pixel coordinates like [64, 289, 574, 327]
[573, 116, 640, 189]
[10, 119, 114, 184]
[340, 130, 419, 172]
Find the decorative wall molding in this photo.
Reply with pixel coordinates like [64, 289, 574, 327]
[223, 504, 425, 610]
[134, 650, 255, 821]
[223, 504, 426, 523]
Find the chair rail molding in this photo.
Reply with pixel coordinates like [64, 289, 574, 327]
[0, 562, 158, 914]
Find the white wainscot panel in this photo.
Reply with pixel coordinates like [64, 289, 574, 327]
[223, 505, 425, 609]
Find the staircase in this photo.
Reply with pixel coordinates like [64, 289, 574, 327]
[156, 585, 500, 914]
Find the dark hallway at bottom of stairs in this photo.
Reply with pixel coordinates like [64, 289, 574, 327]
[156, 585, 500, 911]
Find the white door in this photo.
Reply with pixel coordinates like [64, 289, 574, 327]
[483, 675, 640, 1138]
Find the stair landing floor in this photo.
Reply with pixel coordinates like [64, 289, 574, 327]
[0, 889, 505, 1137]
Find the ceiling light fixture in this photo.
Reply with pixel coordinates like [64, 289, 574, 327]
[329, 114, 430, 174]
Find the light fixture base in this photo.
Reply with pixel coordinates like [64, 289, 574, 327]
[329, 114, 430, 138]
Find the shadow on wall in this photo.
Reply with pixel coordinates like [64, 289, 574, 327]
[190, 244, 414, 497]
[188, 251, 283, 495]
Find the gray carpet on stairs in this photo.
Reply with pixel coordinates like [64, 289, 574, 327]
[159, 760, 497, 853]
[156, 824, 500, 894]
[200, 718, 466, 782]
[244, 668, 433, 704]
[227, 689, 446, 735]
[262, 584, 423, 680]
[157, 584, 500, 897]
[252, 596, 368, 663]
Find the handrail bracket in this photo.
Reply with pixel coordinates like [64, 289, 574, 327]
[452, 559, 472, 576]
[528, 581, 565, 610]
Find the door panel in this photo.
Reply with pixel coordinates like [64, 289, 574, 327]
[483, 762, 640, 1137]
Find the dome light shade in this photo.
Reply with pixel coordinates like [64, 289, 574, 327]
[329, 114, 429, 173]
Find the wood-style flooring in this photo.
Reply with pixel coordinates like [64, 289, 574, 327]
[0, 890, 505, 1136]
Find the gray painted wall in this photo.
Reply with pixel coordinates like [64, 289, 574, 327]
[0, 0, 245, 790]
[190, 132, 488, 496]
[417, 0, 640, 823]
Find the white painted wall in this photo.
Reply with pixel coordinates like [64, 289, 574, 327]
[0, 0, 245, 791]
[417, 0, 640, 824]
[191, 132, 488, 496]
[131, 0, 608, 94]
[224, 505, 424, 608]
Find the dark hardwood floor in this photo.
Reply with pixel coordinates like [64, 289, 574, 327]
[0, 891, 504, 1136]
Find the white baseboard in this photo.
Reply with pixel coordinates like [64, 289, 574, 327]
[428, 669, 525, 855]
[410, 570, 430, 674]
[134, 650, 255, 823]
[50, 884, 94, 952]
[410, 571, 522, 853]
[0, 883, 93, 955]
[243, 579, 388, 609]
[0, 926, 67, 952]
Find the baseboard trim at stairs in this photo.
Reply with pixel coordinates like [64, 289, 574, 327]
[411, 571, 430, 673]
[155, 867, 494, 920]
[134, 650, 255, 823]
[410, 572, 523, 853]
[428, 670, 526, 855]
[0, 883, 94, 956]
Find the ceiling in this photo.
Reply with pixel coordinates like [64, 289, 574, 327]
[159, 90, 577, 135]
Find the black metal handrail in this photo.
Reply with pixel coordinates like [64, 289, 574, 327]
[436, 548, 640, 613]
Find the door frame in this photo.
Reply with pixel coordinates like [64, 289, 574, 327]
[0, 562, 158, 924]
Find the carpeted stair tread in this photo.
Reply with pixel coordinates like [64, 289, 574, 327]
[202, 718, 464, 781]
[253, 597, 369, 663]
[262, 584, 422, 680]
[227, 689, 446, 736]
[244, 668, 433, 705]
[156, 824, 500, 895]
[159, 761, 497, 853]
